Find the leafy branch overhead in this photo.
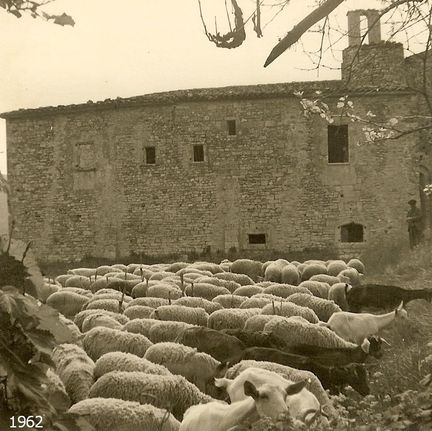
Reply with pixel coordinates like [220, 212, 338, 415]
[0, 0, 75, 26]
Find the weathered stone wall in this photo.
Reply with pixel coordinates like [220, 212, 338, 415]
[0, 190, 7, 236]
[5, 88, 421, 261]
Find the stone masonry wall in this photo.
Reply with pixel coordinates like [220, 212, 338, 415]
[5, 89, 421, 262]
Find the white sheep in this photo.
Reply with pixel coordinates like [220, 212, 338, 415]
[83, 326, 153, 360]
[82, 313, 124, 332]
[55, 274, 72, 286]
[74, 309, 129, 331]
[144, 342, 227, 391]
[46, 291, 89, 318]
[298, 281, 330, 299]
[184, 282, 231, 301]
[347, 258, 365, 274]
[287, 293, 342, 322]
[57, 313, 84, 346]
[300, 263, 328, 281]
[44, 368, 71, 411]
[68, 397, 180, 431]
[147, 283, 183, 300]
[179, 380, 301, 431]
[122, 318, 160, 338]
[261, 301, 319, 324]
[263, 283, 312, 298]
[190, 261, 224, 274]
[194, 276, 240, 293]
[328, 282, 352, 311]
[225, 360, 335, 417]
[127, 297, 169, 308]
[264, 259, 289, 283]
[89, 371, 213, 420]
[214, 367, 320, 426]
[212, 294, 247, 308]
[324, 302, 408, 345]
[326, 260, 348, 276]
[240, 296, 275, 309]
[65, 275, 92, 289]
[150, 305, 209, 326]
[281, 264, 301, 285]
[85, 298, 126, 313]
[214, 272, 255, 286]
[52, 343, 95, 403]
[233, 285, 264, 297]
[89, 291, 133, 303]
[149, 321, 198, 343]
[243, 314, 280, 332]
[338, 267, 363, 287]
[123, 305, 155, 320]
[309, 274, 343, 286]
[68, 267, 97, 278]
[264, 316, 357, 349]
[230, 259, 263, 282]
[173, 296, 223, 314]
[60, 287, 93, 298]
[94, 351, 172, 379]
[208, 308, 262, 331]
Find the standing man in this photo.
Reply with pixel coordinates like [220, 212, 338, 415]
[406, 199, 423, 249]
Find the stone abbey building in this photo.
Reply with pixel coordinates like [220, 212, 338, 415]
[2, 10, 431, 261]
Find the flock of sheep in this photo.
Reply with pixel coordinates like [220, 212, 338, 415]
[40, 257, 432, 430]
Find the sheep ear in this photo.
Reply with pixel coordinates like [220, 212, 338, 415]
[380, 337, 392, 347]
[244, 380, 259, 400]
[360, 338, 370, 353]
[285, 379, 309, 396]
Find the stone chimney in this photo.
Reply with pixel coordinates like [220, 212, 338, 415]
[342, 9, 405, 87]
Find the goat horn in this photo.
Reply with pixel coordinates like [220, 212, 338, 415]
[380, 337, 392, 346]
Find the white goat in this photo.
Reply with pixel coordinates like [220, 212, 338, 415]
[214, 367, 321, 425]
[324, 301, 408, 345]
[179, 379, 306, 431]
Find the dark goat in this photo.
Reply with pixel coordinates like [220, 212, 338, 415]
[220, 329, 286, 350]
[347, 283, 432, 312]
[175, 326, 245, 362]
[285, 336, 383, 367]
[228, 347, 370, 396]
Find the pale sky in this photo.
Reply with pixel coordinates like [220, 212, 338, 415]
[0, 0, 421, 174]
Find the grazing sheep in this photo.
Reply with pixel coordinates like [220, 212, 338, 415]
[212, 294, 247, 308]
[300, 264, 327, 281]
[261, 301, 319, 324]
[338, 267, 362, 287]
[184, 283, 231, 301]
[94, 352, 172, 379]
[74, 309, 129, 331]
[52, 344, 95, 403]
[127, 297, 169, 308]
[68, 268, 97, 278]
[328, 283, 352, 311]
[233, 285, 264, 297]
[287, 293, 342, 322]
[298, 281, 330, 299]
[69, 397, 180, 431]
[263, 283, 312, 298]
[44, 368, 71, 411]
[243, 314, 279, 331]
[89, 371, 213, 420]
[325, 302, 408, 345]
[177, 267, 213, 278]
[326, 260, 348, 276]
[65, 275, 92, 289]
[255, 281, 275, 288]
[61, 287, 93, 298]
[225, 347, 370, 396]
[55, 274, 72, 286]
[179, 380, 303, 431]
[82, 313, 123, 332]
[88, 292, 133, 303]
[347, 258, 365, 274]
[150, 305, 209, 326]
[195, 276, 240, 293]
[123, 305, 155, 320]
[96, 265, 121, 275]
[190, 262, 224, 274]
[83, 326, 153, 360]
[208, 308, 261, 331]
[214, 367, 320, 425]
[85, 298, 126, 313]
[149, 321, 198, 343]
[214, 272, 255, 286]
[309, 274, 342, 286]
[174, 297, 222, 314]
[225, 360, 334, 416]
[39, 283, 60, 303]
[264, 316, 357, 349]
[346, 283, 432, 312]
[46, 291, 89, 318]
[58, 313, 83, 346]
[122, 318, 159, 337]
[90, 278, 119, 293]
[149, 271, 176, 281]
[175, 326, 245, 362]
[144, 342, 227, 391]
[281, 264, 301, 285]
[230, 259, 263, 282]
[264, 259, 289, 283]
[167, 262, 189, 273]
[146, 283, 183, 300]
[219, 259, 232, 272]
[240, 296, 275, 309]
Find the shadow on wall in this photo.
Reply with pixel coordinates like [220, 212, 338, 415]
[0, 189, 8, 237]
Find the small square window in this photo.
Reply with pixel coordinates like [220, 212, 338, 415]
[328, 124, 349, 163]
[193, 144, 205, 162]
[227, 119, 237, 136]
[248, 234, 266, 245]
[341, 223, 364, 242]
[145, 146, 156, 164]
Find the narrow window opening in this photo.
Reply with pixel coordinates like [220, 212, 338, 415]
[227, 119, 237, 136]
[328, 125, 349, 163]
[248, 233, 266, 245]
[341, 223, 364, 242]
[145, 146, 156, 164]
[193, 144, 205, 162]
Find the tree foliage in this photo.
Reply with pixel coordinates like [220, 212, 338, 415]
[0, 0, 74, 26]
